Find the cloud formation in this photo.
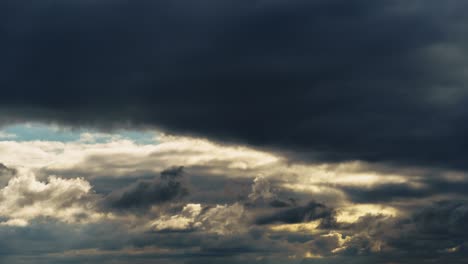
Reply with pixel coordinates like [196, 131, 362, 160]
[4, 0, 468, 262]
[0, 135, 467, 263]
[255, 201, 335, 227]
[0, 169, 101, 225]
[1, 1, 468, 170]
[103, 166, 188, 211]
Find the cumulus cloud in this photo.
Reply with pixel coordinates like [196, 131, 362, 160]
[151, 202, 247, 235]
[197, 203, 247, 235]
[0, 133, 418, 211]
[0, 163, 16, 186]
[0, 128, 467, 262]
[248, 176, 276, 202]
[0, 163, 16, 176]
[103, 166, 188, 211]
[0, 169, 102, 225]
[151, 203, 203, 232]
[306, 231, 350, 257]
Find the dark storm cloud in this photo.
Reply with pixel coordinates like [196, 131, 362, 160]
[103, 166, 188, 210]
[160, 166, 185, 180]
[2, 0, 468, 169]
[412, 200, 468, 236]
[255, 201, 335, 226]
[328, 200, 468, 263]
[268, 199, 294, 208]
[340, 184, 429, 203]
[335, 178, 468, 203]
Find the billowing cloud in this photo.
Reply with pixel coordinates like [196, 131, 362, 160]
[0, 169, 102, 225]
[0, 162, 16, 186]
[197, 203, 247, 235]
[152, 202, 246, 236]
[0, 128, 467, 263]
[0, 163, 16, 176]
[150, 203, 203, 232]
[248, 176, 276, 202]
[103, 166, 188, 211]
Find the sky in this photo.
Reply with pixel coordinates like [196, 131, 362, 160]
[2, 0, 468, 263]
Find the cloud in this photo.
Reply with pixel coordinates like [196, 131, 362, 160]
[0, 163, 16, 176]
[337, 178, 468, 203]
[412, 200, 468, 236]
[1, 128, 468, 262]
[0, 163, 16, 186]
[312, 200, 468, 261]
[1, 1, 468, 170]
[103, 166, 188, 211]
[197, 203, 246, 235]
[255, 201, 336, 227]
[248, 176, 276, 202]
[151, 203, 202, 232]
[0, 169, 102, 225]
[151, 202, 247, 235]
[306, 231, 350, 257]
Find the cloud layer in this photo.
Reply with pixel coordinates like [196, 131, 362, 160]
[3, 0, 468, 262]
[0, 129, 466, 263]
[2, 1, 468, 170]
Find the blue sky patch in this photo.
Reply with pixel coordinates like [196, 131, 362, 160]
[0, 123, 158, 144]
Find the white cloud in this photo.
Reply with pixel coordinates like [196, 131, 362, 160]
[249, 176, 276, 202]
[151, 202, 246, 235]
[198, 203, 246, 235]
[0, 128, 423, 226]
[0, 169, 104, 225]
[151, 203, 202, 231]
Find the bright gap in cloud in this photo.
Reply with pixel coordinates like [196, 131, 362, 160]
[0, 123, 158, 144]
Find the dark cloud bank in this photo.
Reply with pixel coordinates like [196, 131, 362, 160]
[2, 0, 468, 170]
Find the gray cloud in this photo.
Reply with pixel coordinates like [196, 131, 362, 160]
[4, 137, 468, 262]
[3, 1, 468, 260]
[255, 201, 336, 227]
[0, 163, 16, 186]
[103, 166, 188, 211]
[324, 200, 468, 262]
[0, 163, 15, 176]
[1, 1, 468, 170]
[335, 178, 468, 204]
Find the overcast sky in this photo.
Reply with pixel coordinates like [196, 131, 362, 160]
[2, 1, 468, 263]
